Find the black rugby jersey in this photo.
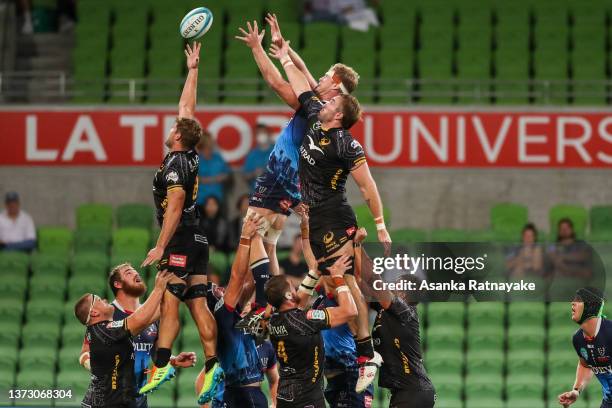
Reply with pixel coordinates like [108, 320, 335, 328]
[573, 318, 612, 401]
[297, 91, 366, 210]
[268, 308, 330, 402]
[84, 319, 135, 408]
[372, 298, 434, 392]
[152, 150, 199, 227]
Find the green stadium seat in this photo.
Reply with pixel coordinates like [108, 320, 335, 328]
[116, 203, 154, 229]
[28, 274, 66, 300]
[26, 298, 63, 325]
[426, 325, 464, 351]
[72, 252, 109, 278]
[467, 301, 505, 326]
[508, 325, 545, 352]
[426, 349, 463, 376]
[589, 206, 612, 241]
[466, 349, 503, 376]
[0, 250, 30, 274]
[37, 226, 73, 255]
[353, 205, 392, 241]
[112, 228, 151, 256]
[19, 346, 57, 371]
[548, 325, 576, 352]
[209, 250, 228, 276]
[30, 252, 69, 277]
[74, 227, 112, 254]
[0, 298, 24, 324]
[429, 229, 468, 242]
[68, 275, 107, 300]
[0, 274, 27, 302]
[506, 375, 546, 407]
[56, 369, 90, 399]
[490, 202, 528, 239]
[465, 375, 503, 406]
[549, 302, 573, 325]
[507, 349, 545, 376]
[0, 320, 21, 348]
[21, 322, 61, 348]
[15, 367, 55, 390]
[77, 203, 113, 230]
[508, 302, 546, 328]
[549, 204, 588, 240]
[466, 325, 504, 352]
[61, 322, 87, 350]
[427, 302, 465, 327]
[391, 228, 427, 243]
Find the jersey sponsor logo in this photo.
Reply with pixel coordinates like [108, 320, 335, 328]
[323, 231, 334, 245]
[307, 135, 324, 154]
[132, 342, 154, 352]
[107, 320, 125, 329]
[300, 145, 316, 166]
[194, 234, 208, 244]
[330, 168, 343, 190]
[592, 365, 612, 375]
[169, 254, 187, 267]
[312, 345, 320, 383]
[351, 140, 363, 150]
[306, 309, 326, 321]
[166, 171, 179, 183]
[269, 324, 289, 337]
[580, 347, 589, 361]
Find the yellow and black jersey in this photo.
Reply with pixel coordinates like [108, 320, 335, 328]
[268, 308, 330, 403]
[84, 319, 135, 408]
[297, 91, 367, 210]
[152, 150, 199, 227]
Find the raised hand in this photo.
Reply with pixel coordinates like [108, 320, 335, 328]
[268, 39, 290, 61]
[184, 41, 201, 70]
[265, 13, 284, 47]
[235, 20, 265, 49]
[327, 254, 353, 277]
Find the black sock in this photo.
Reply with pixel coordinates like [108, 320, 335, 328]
[356, 336, 375, 359]
[250, 258, 270, 308]
[154, 348, 171, 367]
[205, 356, 218, 372]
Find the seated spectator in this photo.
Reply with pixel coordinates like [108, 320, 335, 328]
[200, 196, 229, 253]
[547, 218, 593, 279]
[196, 131, 231, 206]
[506, 223, 545, 278]
[0, 192, 37, 251]
[304, 0, 379, 31]
[242, 124, 274, 191]
[227, 194, 250, 250]
[279, 234, 308, 286]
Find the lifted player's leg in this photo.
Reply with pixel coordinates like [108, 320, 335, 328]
[263, 213, 287, 276]
[139, 274, 183, 394]
[185, 274, 223, 404]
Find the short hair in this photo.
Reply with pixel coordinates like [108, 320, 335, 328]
[265, 275, 291, 309]
[522, 223, 538, 240]
[338, 94, 362, 129]
[176, 117, 202, 150]
[74, 293, 93, 325]
[557, 217, 576, 241]
[109, 263, 131, 296]
[330, 63, 359, 94]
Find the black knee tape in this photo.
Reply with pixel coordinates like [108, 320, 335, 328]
[167, 283, 187, 301]
[184, 284, 207, 300]
[321, 256, 355, 276]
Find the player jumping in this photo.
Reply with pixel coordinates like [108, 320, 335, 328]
[139, 42, 223, 404]
[269, 36, 392, 392]
[558, 287, 611, 408]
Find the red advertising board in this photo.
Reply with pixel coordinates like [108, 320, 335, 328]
[1, 108, 612, 167]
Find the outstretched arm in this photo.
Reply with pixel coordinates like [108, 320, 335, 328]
[178, 42, 201, 119]
[269, 39, 311, 99]
[266, 13, 318, 90]
[125, 271, 172, 335]
[558, 359, 593, 407]
[235, 20, 300, 110]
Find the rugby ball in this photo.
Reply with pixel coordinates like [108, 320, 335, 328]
[179, 7, 213, 39]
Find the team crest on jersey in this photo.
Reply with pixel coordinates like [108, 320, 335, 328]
[323, 231, 334, 244]
[169, 254, 187, 267]
[320, 137, 331, 146]
[107, 319, 125, 329]
[306, 309, 326, 321]
[599, 347, 607, 356]
[166, 171, 179, 183]
[351, 140, 362, 150]
[580, 347, 589, 361]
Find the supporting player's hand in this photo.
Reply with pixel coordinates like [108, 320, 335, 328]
[171, 351, 197, 368]
[355, 227, 367, 244]
[265, 13, 284, 47]
[242, 213, 265, 238]
[378, 228, 392, 256]
[558, 390, 579, 406]
[235, 21, 265, 49]
[185, 41, 201, 70]
[327, 254, 352, 277]
[142, 246, 164, 267]
[153, 270, 173, 291]
[268, 39, 290, 61]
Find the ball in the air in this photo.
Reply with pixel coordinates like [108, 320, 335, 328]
[179, 7, 213, 39]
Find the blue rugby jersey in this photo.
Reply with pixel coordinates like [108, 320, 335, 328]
[573, 318, 612, 402]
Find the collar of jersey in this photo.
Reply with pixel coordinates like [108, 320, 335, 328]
[321, 126, 342, 132]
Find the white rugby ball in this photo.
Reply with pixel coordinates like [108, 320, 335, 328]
[179, 7, 213, 39]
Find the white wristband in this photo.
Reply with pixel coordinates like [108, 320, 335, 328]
[299, 270, 320, 295]
[570, 389, 580, 398]
[376, 223, 386, 231]
[336, 285, 349, 294]
[79, 352, 91, 371]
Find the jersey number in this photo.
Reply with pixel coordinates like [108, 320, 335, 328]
[277, 340, 288, 364]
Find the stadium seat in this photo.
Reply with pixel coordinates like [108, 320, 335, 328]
[507, 349, 545, 376]
[74, 227, 112, 254]
[353, 204, 392, 241]
[56, 370, 90, 402]
[72, 252, 109, 278]
[61, 322, 86, 350]
[427, 302, 465, 328]
[507, 325, 545, 351]
[0, 250, 30, 274]
[465, 349, 503, 376]
[466, 324, 504, 352]
[507, 302, 546, 328]
[28, 274, 66, 300]
[76, 203, 113, 230]
[505, 375, 546, 408]
[68, 275, 107, 301]
[589, 205, 612, 241]
[209, 250, 228, 276]
[19, 346, 57, 371]
[0, 299, 24, 324]
[464, 375, 503, 407]
[26, 298, 63, 325]
[112, 228, 151, 256]
[37, 226, 73, 255]
[467, 301, 505, 327]
[0, 320, 21, 349]
[426, 325, 464, 351]
[391, 228, 428, 243]
[549, 204, 588, 240]
[30, 252, 69, 278]
[490, 202, 529, 240]
[116, 203, 154, 229]
[21, 321, 61, 348]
